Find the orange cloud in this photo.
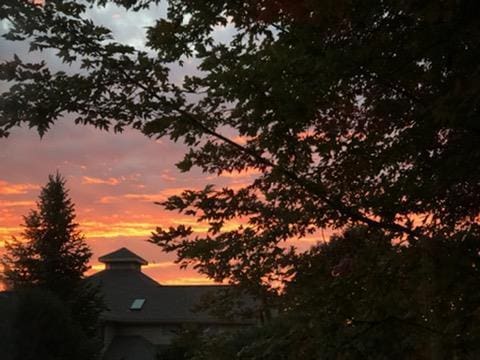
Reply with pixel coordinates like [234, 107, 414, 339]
[231, 135, 257, 145]
[0, 226, 23, 236]
[160, 171, 176, 182]
[98, 196, 118, 204]
[82, 176, 120, 186]
[98, 193, 165, 204]
[0, 200, 35, 208]
[80, 220, 160, 238]
[99, 187, 201, 204]
[163, 277, 217, 285]
[0, 180, 39, 195]
[124, 193, 167, 202]
[79, 216, 244, 240]
[0, 226, 24, 248]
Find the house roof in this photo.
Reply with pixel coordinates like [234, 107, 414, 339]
[89, 248, 255, 325]
[98, 247, 148, 265]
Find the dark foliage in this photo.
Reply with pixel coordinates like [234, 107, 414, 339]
[6, 288, 99, 360]
[1, 1, 480, 358]
[171, 227, 480, 359]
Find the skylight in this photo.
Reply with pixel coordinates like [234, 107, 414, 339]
[130, 298, 146, 310]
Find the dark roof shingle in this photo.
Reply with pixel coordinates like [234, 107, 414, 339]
[89, 269, 252, 324]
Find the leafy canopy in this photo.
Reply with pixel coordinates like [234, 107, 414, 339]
[161, 226, 480, 359]
[1, 0, 479, 308]
[2, 1, 480, 357]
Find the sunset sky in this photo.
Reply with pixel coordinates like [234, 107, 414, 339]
[0, 121, 259, 284]
[0, 3, 321, 285]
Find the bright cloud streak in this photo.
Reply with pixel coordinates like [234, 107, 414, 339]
[0, 180, 40, 195]
[82, 176, 121, 186]
[0, 200, 36, 208]
[162, 277, 217, 285]
[80, 221, 159, 238]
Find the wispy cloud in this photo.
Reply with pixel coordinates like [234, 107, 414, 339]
[0, 180, 39, 195]
[124, 193, 167, 202]
[80, 220, 159, 238]
[82, 176, 121, 186]
[160, 171, 176, 182]
[0, 226, 23, 236]
[163, 277, 217, 285]
[0, 200, 35, 208]
[99, 187, 201, 204]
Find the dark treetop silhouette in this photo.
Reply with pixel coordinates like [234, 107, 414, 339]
[2, 173, 91, 294]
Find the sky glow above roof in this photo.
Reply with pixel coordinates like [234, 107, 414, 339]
[0, 2, 322, 288]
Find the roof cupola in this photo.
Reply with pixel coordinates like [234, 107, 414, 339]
[98, 247, 148, 271]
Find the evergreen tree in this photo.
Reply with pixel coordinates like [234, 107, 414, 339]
[2, 173, 91, 297]
[1, 173, 104, 351]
